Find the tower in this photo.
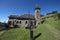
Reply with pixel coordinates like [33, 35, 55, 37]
[35, 5, 41, 26]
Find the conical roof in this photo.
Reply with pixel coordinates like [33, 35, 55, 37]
[35, 4, 40, 10]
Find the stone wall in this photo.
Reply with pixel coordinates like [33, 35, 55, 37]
[8, 19, 35, 27]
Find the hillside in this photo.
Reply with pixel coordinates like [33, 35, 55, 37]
[45, 17, 60, 30]
[0, 17, 60, 40]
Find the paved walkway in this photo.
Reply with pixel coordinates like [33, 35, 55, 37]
[45, 24, 60, 40]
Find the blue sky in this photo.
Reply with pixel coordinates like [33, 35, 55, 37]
[0, 0, 60, 22]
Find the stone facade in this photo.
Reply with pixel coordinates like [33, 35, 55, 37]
[8, 19, 35, 27]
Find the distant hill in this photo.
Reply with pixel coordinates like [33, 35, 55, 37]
[41, 11, 60, 20]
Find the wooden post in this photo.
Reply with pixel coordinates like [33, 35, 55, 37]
[30, 30, 33, 40]
[30, 21, 34, 40]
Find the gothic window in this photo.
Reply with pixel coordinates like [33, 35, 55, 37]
[17, 21, 19, 23]
[34, 21, 36, 25]
[15, 20, 16, 22]
[13, 21, 14, 25]
[30, 21, 33, 26]
[37, 11, 39, 13]
[20, 21, 21, 24]
[25, 21, 27, 24]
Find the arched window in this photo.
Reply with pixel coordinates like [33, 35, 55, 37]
[20, 21, 21, 24]
[37, 10, 39, 13]
[34, 21, 36, 25]
[25, 21, 27, 24]
[30, 21, 33, 26]
[13, 21, 14, 25]
[17, 21, 19, 23]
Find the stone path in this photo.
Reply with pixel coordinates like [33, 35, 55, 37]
[45, 24, 60, 40]
[0, 30, 6, 36]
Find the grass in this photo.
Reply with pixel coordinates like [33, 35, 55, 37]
[45, 17, 60, 30]
[0, 27, 30, 40]
[0, 24, 56, 40]
[34, 24, 55, 40]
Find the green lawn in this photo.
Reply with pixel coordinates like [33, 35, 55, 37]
[0, 24, 57, 40]
[34, 24, 55, 40]
[45, 17, 60, 30]
[0, 27, 30, 40]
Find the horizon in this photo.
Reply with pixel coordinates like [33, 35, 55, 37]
[0, 0, 60, 22]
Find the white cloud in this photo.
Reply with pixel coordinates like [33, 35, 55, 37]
[0, 19, 8, 23]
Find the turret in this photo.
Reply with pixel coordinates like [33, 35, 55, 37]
[35, 5, 41, 25]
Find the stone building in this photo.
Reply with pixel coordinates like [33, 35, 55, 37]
[8, 6, 41, 27]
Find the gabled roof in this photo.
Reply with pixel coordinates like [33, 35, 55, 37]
[9, 15, 19, 19]
[9, 14, 35, 20]
[20, 14, 34, 18]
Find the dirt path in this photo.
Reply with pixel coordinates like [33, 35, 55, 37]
[45, 24, 60, 40]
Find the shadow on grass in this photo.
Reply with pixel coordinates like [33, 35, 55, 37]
[34, 33, 42, 40]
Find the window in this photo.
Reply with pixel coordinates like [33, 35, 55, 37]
[30, 21, 33, 26]
[20, 21, 21, 24]
[17, 21, 19, 23]
[34, 21, 36, 25]
[25, 21, 27, 24]
[13, 21, 14, 25]
[37, 11, 39, 13]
